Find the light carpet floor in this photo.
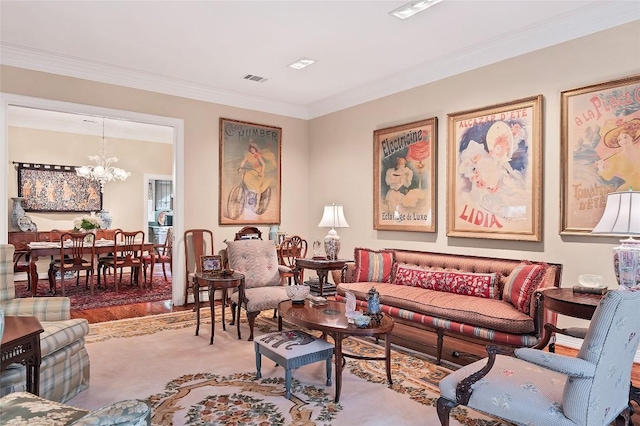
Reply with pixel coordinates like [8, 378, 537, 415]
[68, 308, 510, 425]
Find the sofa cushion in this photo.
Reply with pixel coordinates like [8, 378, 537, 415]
[503, 262, 546, 314]
[442, 271, 500, 299]
[338, 281, 534, 334]
[39, 319, 90, 358]
[393, 263, 446, 290]
[394, 263, 499, 299]
[354, 248, 394, 283]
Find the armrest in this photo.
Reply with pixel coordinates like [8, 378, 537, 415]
[72, 399, 151, 425]
[515, 347, 595, 378]
[456, 345, 514, 404]
[278, 265, 292, 274]
[0, 297, 71, 321]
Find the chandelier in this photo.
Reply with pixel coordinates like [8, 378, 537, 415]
[76, 119, 130, 193]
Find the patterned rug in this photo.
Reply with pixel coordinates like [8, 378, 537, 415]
[13, 271, 172, 311]
[71, 309, 511, 426]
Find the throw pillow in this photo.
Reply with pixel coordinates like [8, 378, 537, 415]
[393, 263, 447, 290]
[442, 271, 501, 299]
[503, 262, 547, 314]
[354, 248, 395, 283]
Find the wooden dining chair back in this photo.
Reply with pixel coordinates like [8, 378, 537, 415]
[183, 229, 214, 306]
[234, 226, 262, 240]
[47, 232, 96, 297]
[278, 235, 308, 284]
[143, 227, 174, 286]
[102, 230, 145, 291]
[97, 228, 123, 286]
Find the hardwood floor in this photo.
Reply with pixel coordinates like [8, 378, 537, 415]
[75, 299, 640, 423]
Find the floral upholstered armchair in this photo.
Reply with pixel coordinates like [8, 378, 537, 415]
[0, 391, 151, 425]
[437, 290, 640, 426]
[225, 239, 291, 341]
[0, 244, 90, 403]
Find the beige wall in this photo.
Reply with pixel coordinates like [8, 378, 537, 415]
[2, 21, 640, 331]
[8, 126, 172, 232]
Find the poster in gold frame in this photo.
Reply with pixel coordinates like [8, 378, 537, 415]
[560, 74, 640, 235]
[219, 118, 281, 225]
[373, 117, 437, 232]
[447, 95, 543, 241]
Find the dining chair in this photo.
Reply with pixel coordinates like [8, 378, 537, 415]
[143, 226, 173, 287]
[47, 231, 96, 296]
[183, 229, 214, 306]
[234, 226, 262, 240]
[96, 228, 122, 286]
[101, 230, 145, 291]
[278, 235, 308, 285]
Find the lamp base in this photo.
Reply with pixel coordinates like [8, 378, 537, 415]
[324, 229, 341, 261]
[613, 237, 640, 289]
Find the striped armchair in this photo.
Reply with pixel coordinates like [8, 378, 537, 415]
[0, 244, 90, 403]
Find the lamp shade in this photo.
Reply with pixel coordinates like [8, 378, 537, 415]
[591, 190, 640, 236]
[317, 205, 349, 229]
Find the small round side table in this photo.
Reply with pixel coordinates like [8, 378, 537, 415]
[193, 272, 245, 344]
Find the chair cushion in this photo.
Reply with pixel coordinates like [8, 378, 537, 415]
[354, 248, 394, 283]
[255, 330, 334, 359]
[39, 319, 90, 358]
[226, 240, 280, 289]
[439, 354, 574, 426]
[230, 286, 289, 313]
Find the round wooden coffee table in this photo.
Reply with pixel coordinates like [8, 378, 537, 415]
[278, 299, 394, 402]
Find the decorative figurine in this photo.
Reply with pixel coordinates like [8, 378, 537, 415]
[366, 286, 382, 324]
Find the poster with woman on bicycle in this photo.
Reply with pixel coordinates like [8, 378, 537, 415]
[219, 118, 281, 225]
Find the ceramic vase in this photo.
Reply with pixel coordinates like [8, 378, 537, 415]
[11, 197, 26, 230]
[269, 225, 279, 242]
[97, 210, 113, 229]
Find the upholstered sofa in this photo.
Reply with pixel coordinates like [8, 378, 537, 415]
[332, 248, 562, 363]
[1, 243, 90, 403]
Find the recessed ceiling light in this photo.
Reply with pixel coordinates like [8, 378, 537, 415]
[288, 57, 316, 70]
[389, 0, 443, 20]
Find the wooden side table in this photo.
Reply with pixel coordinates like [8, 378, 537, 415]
[193, 272, 245, 344]
[293, 258, 349, 296]
[1, 316, 44, 395]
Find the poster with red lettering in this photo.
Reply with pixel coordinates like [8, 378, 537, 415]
[373, 117, 437, 232]
[447, 95, 543, 241]
[561, 74, 640, 235]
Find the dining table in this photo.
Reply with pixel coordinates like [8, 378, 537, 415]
[26, 239, 156, 296]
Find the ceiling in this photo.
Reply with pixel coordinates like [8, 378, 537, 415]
[1, 1, 638, 120]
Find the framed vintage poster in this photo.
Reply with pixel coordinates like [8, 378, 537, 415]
[447, 95, 543, 241]
[219, 118, 282, 225]
[17, 162, 103, 212]
[373, 118, 437, 232]
[560, 74, 640, 235]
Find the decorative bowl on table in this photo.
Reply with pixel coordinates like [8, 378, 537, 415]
[578, 274, 604, 288]
[352, 314, 371, 328]
[285, 285, 310, 304]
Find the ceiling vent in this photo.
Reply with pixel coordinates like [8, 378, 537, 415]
[242, 74, 268, 83]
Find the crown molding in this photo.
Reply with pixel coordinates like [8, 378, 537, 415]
[1, 1, 637, 120]
[307, 2, 640, 118]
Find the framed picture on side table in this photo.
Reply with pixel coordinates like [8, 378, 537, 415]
[200, 255, 222, 275]
[447, 95, 543, 241]
[373, 117, 437, 232]
[560, 74, 640, 235]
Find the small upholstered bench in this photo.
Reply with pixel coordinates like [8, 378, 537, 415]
[255, 330, 334, 399]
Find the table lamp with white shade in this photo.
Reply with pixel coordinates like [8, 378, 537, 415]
[318, 204, 349, 260]
[591, 189, 640, 289]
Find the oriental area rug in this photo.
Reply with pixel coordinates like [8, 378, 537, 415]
[13, 270, 172, 311]
[68, 308, 511, 425]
